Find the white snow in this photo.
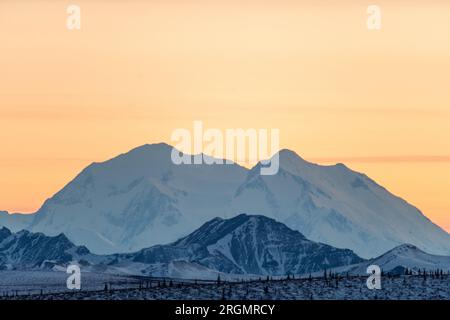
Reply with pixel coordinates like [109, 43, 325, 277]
[1, 143, 450, 259]
[2, 273, 449, 300]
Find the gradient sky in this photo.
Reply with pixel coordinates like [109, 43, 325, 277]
[1, 1, 450, 231]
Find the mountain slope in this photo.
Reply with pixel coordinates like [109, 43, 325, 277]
[1, 143, 450, 258]
[112, 214, 363, 276]
[333, 244, 450, 275]
[231, 150, 450, 258]
[24, 143, 247, 253]
[0, 216, 362, 277]
[0, 227, 91, 270]
[2, 217, 448, 279]
[0, 211, 34, 233]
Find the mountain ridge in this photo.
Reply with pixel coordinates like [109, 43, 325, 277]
[119, 213, 363, 276]
[2, 216, 450, 279]
[0, 226, 91, 270]
[1, 143, 449, 259]
[0, 215, 364, 277]
[331, 243, 450, 275]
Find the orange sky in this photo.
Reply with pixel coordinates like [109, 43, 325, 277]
[1, 0, 450, 232]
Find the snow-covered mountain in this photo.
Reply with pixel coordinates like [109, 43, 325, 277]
[0, 211, 33, 232]
[1, 143, 450, 258]
[112, 214, 363, 276]
[22, 143, 248, 254]
[2, 216, 448, 280]
[332, 244, 450, 275]
[0, 215, 362, 277]
[0, 226, 91, 270]
[231, 150, 450, 258]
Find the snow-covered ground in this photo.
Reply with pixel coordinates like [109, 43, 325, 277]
[0, 271, 140, 296]
[2, 274, 449, 300]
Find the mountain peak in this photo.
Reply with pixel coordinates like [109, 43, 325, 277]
[107, 142, 174, 162]
[272, 149, 315, 174]
[175, 213, 305, 248]
[8, 141, 450, 259]
[277, 149, 309, 163]
[132, 142, 174, 152]
[233, 213, 278, 224]
[0, 226, 12, 241]
[385, 243, 421, 256]
[278, 148, 303, 158]
[0, 226, 11, 232]
[16, 229, 31, 236]
[0, 228, 86, 270]
[53, 232, 71, 242]
[91, 142, 174, 166]
[396, 243, 419, 250]
[133, 214, 363, 276]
